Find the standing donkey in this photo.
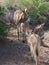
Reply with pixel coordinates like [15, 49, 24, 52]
[19, 22, 41, 65]
[26, 30, 41, 65]
[13, 8, 30, 40]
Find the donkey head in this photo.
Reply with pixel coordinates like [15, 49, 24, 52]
[13, 8, 30, 26]
[21, 8, 30, 23]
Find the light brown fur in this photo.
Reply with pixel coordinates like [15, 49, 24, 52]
[26, 33, 40, 65]
[19, 22, 41, 65]
[13, 8, 30, 40]
[17, 22, 29, 40]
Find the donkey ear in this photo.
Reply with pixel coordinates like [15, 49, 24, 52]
[19, 12, 24, 20]
[24, 8, 28, 13]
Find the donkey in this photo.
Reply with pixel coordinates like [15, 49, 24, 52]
[26, 30, 41, 65]
[13, 8, 30, 40]
[19, 22, 41, 65]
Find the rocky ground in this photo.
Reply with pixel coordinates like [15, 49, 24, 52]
[0, 25, 49, 65]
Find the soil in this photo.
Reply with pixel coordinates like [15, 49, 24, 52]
[0, 25, 49, 65]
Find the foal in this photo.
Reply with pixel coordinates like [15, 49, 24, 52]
[19, 22, 41, 65]
[26, 30, 41, 65]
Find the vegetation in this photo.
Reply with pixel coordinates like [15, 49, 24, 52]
[0, 6, 10, 40]
[0, 0, 49, 39]
[4, 0, 49, 24]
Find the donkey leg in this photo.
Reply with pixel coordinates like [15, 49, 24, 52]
[34, 47, 39, 65]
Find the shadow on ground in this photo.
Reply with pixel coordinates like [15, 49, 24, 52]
[0, 39, 49, 65]
[0, 39, 34, 65]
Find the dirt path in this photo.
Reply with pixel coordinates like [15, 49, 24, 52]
[0, 27, 49, 65]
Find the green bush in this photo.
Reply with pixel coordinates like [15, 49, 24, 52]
[1, 0, 49, 24]
[5, 0, 49, 24]
[0, 6, 10, 40]
[0, 22, 10, 39]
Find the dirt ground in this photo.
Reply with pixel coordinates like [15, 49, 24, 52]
[0, 25, 49, 65]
